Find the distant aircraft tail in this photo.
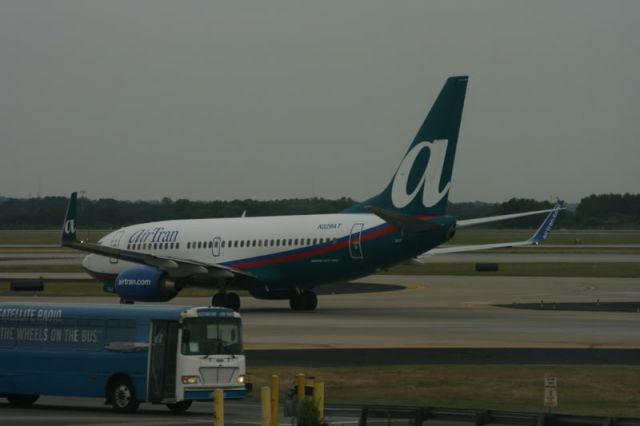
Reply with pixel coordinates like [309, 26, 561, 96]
[60, 192, 78, 246]
[345, 76, 468, 216]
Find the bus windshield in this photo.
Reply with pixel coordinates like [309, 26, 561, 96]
[180, 317, 242, 356]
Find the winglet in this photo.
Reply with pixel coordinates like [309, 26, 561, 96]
[529, 200, 565, 245]
[60, 192, 78, 246]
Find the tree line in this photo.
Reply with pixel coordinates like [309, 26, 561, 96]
[0, 193, 638, 229]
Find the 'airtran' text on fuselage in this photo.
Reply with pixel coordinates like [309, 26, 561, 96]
[128, 227, 179, 244]
[317, 223, 342, 230]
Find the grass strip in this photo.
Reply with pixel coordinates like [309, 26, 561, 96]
[387, 262, 640, 278]
[0, 264, 86, 273]
[247, 365, 640, 417]
[0, 230, 109, 245]
[449, 230, 640, 245]
[0, 281, 230, 297]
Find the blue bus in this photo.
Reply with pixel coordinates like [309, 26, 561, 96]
[0, 303, 246, 412]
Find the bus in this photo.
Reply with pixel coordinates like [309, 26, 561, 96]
[0, 303, 246, 412]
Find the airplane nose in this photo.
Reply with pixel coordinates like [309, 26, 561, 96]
[81, 254, 95, 271]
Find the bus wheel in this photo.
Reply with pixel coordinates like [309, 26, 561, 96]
[7, 394, 39, 406]
[110, 378, 140, 413]
[166, 400, 192, 413]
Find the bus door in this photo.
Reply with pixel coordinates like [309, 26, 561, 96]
[349, 223, 364, 259]
[148, 321, 179, 402]
[211, 236, 222, 258]
[109, 230, 125, 264]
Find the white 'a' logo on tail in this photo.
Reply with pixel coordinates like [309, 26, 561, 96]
[391, 139, 450, 209]
[64, 219, 76, 234]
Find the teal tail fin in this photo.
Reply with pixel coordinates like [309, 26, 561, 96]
[346, 76, 468, 216]
[60, 192, 78, 246]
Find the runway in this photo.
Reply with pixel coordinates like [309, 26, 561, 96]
[240, 275, 640, 349]
[3, 275, 640, 350]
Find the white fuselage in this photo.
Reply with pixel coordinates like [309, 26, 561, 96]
[82, 213, 391, 282]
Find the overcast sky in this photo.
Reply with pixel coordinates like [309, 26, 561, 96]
[1, 1, 638, 204]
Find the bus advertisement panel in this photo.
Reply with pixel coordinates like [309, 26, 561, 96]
[0, 303, 246, 412]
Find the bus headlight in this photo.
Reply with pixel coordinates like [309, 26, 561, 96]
[181, 376, 199, 385]
[237, 375, 245, 384]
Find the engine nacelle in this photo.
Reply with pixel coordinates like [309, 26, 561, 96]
[115, 266, 178, 302]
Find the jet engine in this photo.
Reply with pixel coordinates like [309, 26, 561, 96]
[114, 266, 178, 302]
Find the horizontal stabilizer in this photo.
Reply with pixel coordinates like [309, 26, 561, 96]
[367, 206, 444, 233]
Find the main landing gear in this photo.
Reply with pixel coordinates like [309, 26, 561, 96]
[289, 290, 318, 311]
[211, 291, 241, 311]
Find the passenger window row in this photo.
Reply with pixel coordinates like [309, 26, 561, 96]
[126, 242, 180, 251]
[126, 237, 338, 252]
[186, 237, 337, 250]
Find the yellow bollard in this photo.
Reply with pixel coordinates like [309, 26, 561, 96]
[261, 386, 271, 426]
[314, 382, 325, 420]
[305, 376, 315, 400]
[214, 388, 224, 426]
[270, 374, 280, 426]
[295, 373, 305, 401]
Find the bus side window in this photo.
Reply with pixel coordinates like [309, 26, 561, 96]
[106, 319, 136, 345]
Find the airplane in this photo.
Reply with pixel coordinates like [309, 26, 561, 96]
[60, 76, 564, 311]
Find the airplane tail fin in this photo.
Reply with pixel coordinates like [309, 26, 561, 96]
[345, 76, 468, 216]
[60, 192, 78, 246]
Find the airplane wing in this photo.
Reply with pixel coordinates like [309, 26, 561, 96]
[456, 205, 563, 228]
[420, 200, 564, 258]
[60, 193, 254, 280]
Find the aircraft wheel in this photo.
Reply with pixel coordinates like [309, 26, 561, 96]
[226, 292, 241, 311]
[302, 290, 318, 311]
[289, 293, 303, 311]
[212, 293, 226, 307]
[289, 291, 316, 311]
[6, 394, 39, 406]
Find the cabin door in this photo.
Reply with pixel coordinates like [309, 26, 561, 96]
[211, 236, 222, 258]
[148, 321, 179, 402]
[349, 223, 364, 259]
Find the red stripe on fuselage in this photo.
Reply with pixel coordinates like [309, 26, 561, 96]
[232, 224, 399, 270]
